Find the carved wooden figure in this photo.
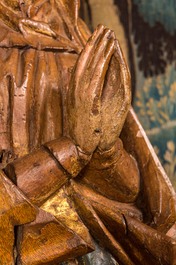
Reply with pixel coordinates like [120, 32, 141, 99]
[0, 1, 176, 265]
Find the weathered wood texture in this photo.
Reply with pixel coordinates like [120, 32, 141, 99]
[121, 109, 176, 232]
[0, 170, 37, 264]
[0, 1, 175, 265]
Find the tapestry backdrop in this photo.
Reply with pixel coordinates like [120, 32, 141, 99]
[81, 0, 176, 188]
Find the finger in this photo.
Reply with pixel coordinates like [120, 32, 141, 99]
[99, 39, 131, 150]
[88, 36, 115, 116]
[112, 40, 131, 131]
[74, 24, 105, 82]
[67, 36, 115, 154]
[87, 28, 113, 75]
[101, 39, 130, 102]
[114, 39, 131, 106]
[76, 29, 114, 85]
[73, 29, 115, 105]
[73, 32, 115, 108]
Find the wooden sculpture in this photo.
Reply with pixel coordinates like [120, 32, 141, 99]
[0, 1, 176, 264]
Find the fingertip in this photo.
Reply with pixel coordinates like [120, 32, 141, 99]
[114, 39, 126, 64]
[111, 30, 116, 40]
[89, 24, 105, 43]
[96, 24, 105, 31]
[102, 28, 114, 40]
[104, 37, 115, 59]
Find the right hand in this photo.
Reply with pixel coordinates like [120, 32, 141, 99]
[67, 25, 115, 155]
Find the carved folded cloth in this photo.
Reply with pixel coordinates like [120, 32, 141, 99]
[0, 47, 67, 163]
[0, 1, 90, 166]
[0, 2, 176, 264]
[0, 0, 86, 51]
[4, 137, 90, 206]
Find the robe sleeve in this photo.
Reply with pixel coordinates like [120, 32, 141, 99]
[4, 136, 91, 206]
[80, 138, 140, 203]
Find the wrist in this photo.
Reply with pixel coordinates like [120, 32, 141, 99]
[89, 138, 124, 169]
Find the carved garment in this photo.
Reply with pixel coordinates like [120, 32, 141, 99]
[0, 1, 175, 265]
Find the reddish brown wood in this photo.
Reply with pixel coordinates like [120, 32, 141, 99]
[68, 180, 176, 265]
[5, 146, 69, 206]
[80, 138, 140, 203]
[44, 137, 89, 177]
[0, 1, 175, 265]
[0, 170, 37, 264]
[121, 109, 176, 232]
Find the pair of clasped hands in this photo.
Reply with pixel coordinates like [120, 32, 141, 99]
[67, 25, 131, 157]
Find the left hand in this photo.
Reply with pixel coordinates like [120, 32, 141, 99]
[67, 25, 116, 155]
[67, 25, 131, 154]
[98, 39, 131, 151]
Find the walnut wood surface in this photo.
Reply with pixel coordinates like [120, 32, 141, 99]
[0, 1, 176, 265]
[0, 170, 37, 264]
